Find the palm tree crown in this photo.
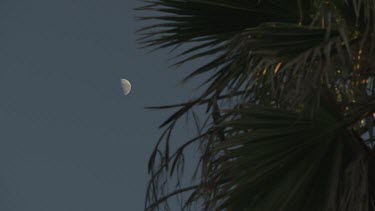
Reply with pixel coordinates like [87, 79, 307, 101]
[137, 0, 375, 210]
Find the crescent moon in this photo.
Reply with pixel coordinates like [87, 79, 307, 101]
[121, 79, 131, 95]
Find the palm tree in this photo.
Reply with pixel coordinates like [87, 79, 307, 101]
[137, 0, 375, 210]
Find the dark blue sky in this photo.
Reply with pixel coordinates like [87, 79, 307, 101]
[0, 0, 195, 210]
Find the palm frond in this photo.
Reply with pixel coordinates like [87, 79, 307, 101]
[139, 0, 375, 210]
[205, 100, 371, 211]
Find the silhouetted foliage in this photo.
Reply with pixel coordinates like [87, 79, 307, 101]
[138, 0, 375, 210]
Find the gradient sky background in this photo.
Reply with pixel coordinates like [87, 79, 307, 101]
[0, 0, 197, 210]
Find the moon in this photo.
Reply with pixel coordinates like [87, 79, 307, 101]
[121, 79, 131, 95]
